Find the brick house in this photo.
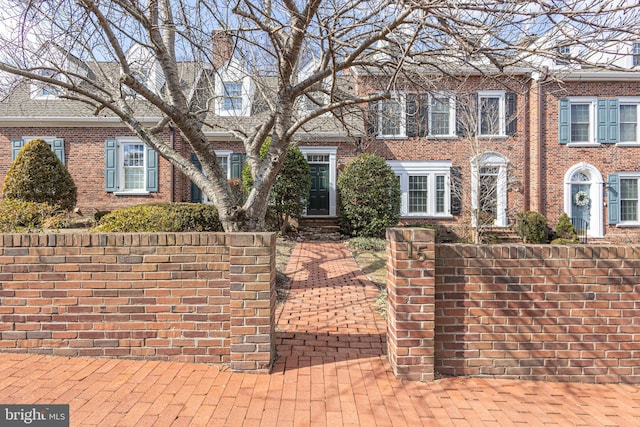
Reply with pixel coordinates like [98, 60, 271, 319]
[1, 37, 640, 242]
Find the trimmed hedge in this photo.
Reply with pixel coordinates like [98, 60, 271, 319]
[93, 203, 223, 232]
[0, 200, 61, 232]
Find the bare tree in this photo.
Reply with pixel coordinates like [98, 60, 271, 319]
[0, 0, 637, 231]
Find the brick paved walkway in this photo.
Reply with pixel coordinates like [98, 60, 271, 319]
[1, 241, 640, 426]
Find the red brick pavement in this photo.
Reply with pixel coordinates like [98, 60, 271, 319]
[1, 241, 640, 426]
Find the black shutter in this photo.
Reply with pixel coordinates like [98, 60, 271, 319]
[506, 92, 517, 136]
[456, 93, 477, 136]
[406, 94, 417, 137]
[190, 153, 203, 203]
[418, 94, 429, 137]
[367, 99, 378, 137]
[450, 166, 462, 215]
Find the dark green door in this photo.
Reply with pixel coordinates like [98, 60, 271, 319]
[308, 163, 330, 215]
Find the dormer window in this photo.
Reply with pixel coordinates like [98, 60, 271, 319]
[556, 45, 571, 65]
[31, 69, 61, 99]
[633, 41, 640, 67]
[223, 82, 243, 111]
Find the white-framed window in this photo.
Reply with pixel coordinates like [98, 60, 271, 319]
[387, 160, 451, 217]
[376, 92, 406, 138]
[222, 82, 243, 111]
[105, 138, 158, 194]
[558, 97, 597, 145]
[12, 136, 65, 165]
[429, 93, 456, 137]
[619, 98, 640, 144]
[620, 176, 639, 223]
[478, 91, 505, 137]
[30, 69, 61, 99]
[556, 45, 572, 65]
[633, 41, 640, 67]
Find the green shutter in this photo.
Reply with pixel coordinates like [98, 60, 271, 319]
[558, 99, 569, 144]
[146, 146, 158, 192]
[597, 98, 618, 144]
[406, 94, 417, 137]
[506, 92, 517, 136]
[230, 153, 246, 179]
[51, 139, 65, 165]
[11, 138, 25, 161]
[104, 139, 117, 192]
[607, 173, 619, 225]
[190, 153, 202, 203]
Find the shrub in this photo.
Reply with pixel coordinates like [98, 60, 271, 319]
[551, 213, 579, 244]
[515, 211, 548, 243]
[345, 237, 387, 252]
[93, 203, 223, 232]
[0, 199, 61, 232]
[337, 153, 400, 238]
[3, 138, 77, 211]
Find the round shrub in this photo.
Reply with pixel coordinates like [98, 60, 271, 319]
[551, 212, 579, 244]
[337, 153, 400, 238]
[0, 199, 61, 232]
[3, 138, 77, 211]
[93, 203, 223, 232]
[515, 211, 548, 243]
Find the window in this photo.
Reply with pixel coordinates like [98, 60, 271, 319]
[12, 137, 65, 165]
[430, 94, 455, 136]
[31, 69, 61, 99]
[379, 94, 405, 137]
[478, 91, 505, 137]
[558, 98, 597, 145]
[223, 82, 243, 111]
[387, 160, 451, 217]
[105, 139, 158, 194]
[633, 41, 640, 67]
[619, 102, 639, 143]
[190, 151, 245, 203]
[556, 45, 571, 65]
[620, 178, 639, 222]
[471, 152, 509, 227]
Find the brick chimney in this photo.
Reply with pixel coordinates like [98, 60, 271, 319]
[212, 30, 234, 70]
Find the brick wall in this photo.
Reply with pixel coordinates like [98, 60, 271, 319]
[0, 232, 276, 373]
[387, 228, 640, 384]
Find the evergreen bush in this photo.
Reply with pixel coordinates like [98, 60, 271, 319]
[3, 138, 77, 211]
[551, 212, 579, 244]
[93, 203, 223, 232]
[515, 211, 548, 243]
[0, 199, 60, 232]
[337, 153, 401, 238]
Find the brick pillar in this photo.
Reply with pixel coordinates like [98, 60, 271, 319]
[228, 233, 276, 373]
[386, 228, 436, 381]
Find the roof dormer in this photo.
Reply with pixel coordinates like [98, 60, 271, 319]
[214, 57, 254, 117]
[125, 44, 165, 95]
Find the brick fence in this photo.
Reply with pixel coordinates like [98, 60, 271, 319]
[0, 232, 276, 373]
[386, 227, 640, 384]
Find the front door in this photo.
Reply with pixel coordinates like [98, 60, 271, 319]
[308, 163, 330, 215]
[571, 181, 591, 232]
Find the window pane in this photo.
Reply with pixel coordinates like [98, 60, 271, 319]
[621, 179, 638, 222]
[436, 175, 445, 213]
[223, 82, 242, 110]
[570, 104, 590, 143]
[380, 99, 402, 136]
[431, 97, 450, 135]
[409, 176, 428, 213]
[620, 105, 637, 143]
[217, 156, 229, 175]
[123, 144, 145, 190]
[480, 97, 500, 135]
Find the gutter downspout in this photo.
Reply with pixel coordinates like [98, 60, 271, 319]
[537, 78, 544, 216]
[169, 126, 175, 202]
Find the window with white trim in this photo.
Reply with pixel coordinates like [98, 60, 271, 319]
[478, 91, 505, 137]
[633, 41, 640, 67]
[620, 102, 639, 143]
[429, 94, 456, 137]
[222, 82, 243, 111]
[620, 177, 639, 223]
[377, 93, 406, 138]
[104, 139, 158, 194]
[121, 143, 146, 191]
[30, 69, 61, 99]
[558, 97, 597, 145]
[388, 160, 451, 217]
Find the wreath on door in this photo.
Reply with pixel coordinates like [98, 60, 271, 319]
[574, 190, 590, 207]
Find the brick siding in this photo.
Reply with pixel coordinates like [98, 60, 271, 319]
[387, 227, 640, 384]
[0, 232, 276, 373]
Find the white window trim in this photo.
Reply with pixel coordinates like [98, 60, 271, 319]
[214, 59, 254, 117]
[563, 163, 603, 237]
[30, 70, 61, 100]
[387, 160, 452, 218]
[616, 172, 640, 226]
[22, 136, 57, 144]
[115, 137, 148, 195]
[428, 93, 456, 137]
[377, 92, 407, 139]
[470, 152, 508, 227]
[617, 97, 640, 146]
[477, 91, 506, 137]
[200, 150, 233, 204]
[566, 97, 598, 147]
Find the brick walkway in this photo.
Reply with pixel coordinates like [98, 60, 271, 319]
[1, 241, 640, 426]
